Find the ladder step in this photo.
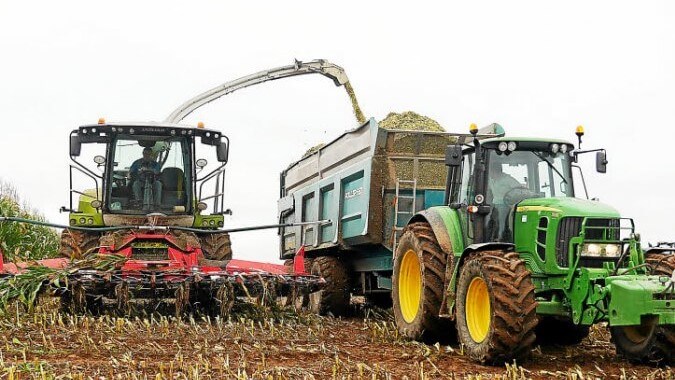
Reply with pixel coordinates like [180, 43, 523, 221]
[397, 196, 415, 200]
[397, 180, 416, 183]
[397, 211, 413, 214]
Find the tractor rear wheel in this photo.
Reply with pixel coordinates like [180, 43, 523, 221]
[392, 222, 452, 341]
[455, 250, 538, 364]
[535, 316, 590, 345]
[308, 256, 351, 316]
[59, 229, 100, 259]
[610, 252, 675, 365]
[200, 232, 232, 261]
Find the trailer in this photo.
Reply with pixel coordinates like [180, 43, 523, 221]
[278, 119, 503, 313]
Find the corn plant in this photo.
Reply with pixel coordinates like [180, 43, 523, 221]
[0, 181, 59, 261]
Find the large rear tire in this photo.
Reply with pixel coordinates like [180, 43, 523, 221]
[392, 222, 452, 341]
[59, 229, 100, 259]
[610, 252, 675, 365]
[200, 232, 232, 261]
[455, 250, 538, 364]
[308, 256, 351, 316]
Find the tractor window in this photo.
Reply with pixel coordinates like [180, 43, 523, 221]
[486, 149, 573, 241]
[108, 136, 190, 214]
[458, 152, 475, 205]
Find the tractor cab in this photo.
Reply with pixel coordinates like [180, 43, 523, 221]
[447, 126, 609, 246]
[66, 120, 229, 228]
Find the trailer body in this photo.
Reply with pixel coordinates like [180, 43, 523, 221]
[278, 119, 498, 295]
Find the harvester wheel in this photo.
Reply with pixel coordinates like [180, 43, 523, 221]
[455, 250, 538, 364]
[309, 256, 351, 316]
[610, 252, 675, 365]
[535, 316, 590, 345]
[59, 229, 100, 260]
[392, 222, 451, 341]
[200, 232, 232, 261]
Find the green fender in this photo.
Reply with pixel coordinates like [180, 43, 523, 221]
[408, 206, 465, 255]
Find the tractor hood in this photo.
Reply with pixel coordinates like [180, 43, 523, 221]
[517, 197, 620, 218]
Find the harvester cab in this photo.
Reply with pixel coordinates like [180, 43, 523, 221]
[392, 124, 675, 365]
[67, 120, 228, 228]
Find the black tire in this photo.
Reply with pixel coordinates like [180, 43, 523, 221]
[455, 250, 538, 364]
[200, 232, 232, 261]
[610, 252, 675, 365]
[535, 316, 590, 345]
[392, 222, 452, 341]
[59, 229, 100, 259]
[308, 256, 351, 316]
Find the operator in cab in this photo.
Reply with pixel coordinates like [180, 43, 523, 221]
[487, 159, 523, 242]
[130, 147, 162, 208]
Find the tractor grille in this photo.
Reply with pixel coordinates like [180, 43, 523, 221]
[556, 217, 620, 268]
[132, 247, 170, 261]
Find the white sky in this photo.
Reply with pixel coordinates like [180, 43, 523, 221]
[0, 1, 674, 261]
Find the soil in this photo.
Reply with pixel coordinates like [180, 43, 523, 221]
[0, 307, 672, 379]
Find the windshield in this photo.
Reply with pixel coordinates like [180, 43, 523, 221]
[487, 149, 573, 204]
[108, 135, 190, 214]
[486, 148, 573, 242]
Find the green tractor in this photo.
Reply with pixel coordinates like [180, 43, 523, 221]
[392, 125, 675, 364]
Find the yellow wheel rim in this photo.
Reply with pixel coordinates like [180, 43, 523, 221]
[466, 277, 491, 343]
[398, 249, 422, 323]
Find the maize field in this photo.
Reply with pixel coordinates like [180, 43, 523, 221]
[0, 300, 671, 379]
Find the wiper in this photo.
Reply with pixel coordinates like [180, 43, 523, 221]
[531, 151, 567, 184]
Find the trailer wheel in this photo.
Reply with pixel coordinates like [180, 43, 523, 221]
[59, 229, 100, 259]
[200, 232, 232, 261]
[392, 222, 451, 341]
[308, 256, 351, 316]
[455, 250, 538, 364]
[610, 252, 675, 365]
[535, 316, 590, 345]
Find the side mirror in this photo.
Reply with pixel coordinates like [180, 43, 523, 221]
[70, 135, 82, 157]
[445, 145, 462, 167]
[216, 140, 229, 163]
[596, 151, 607, 173]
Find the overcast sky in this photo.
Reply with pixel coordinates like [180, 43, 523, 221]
[1, 1, 673, 261]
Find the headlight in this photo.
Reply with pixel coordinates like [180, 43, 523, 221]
[507, 141, 517, 151]
[79, 217, 86, 224]
[551, 143, 560, 154]
[581, 243, 622, 257]
[498, 142, 508, 152]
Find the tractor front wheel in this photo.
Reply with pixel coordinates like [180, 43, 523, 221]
[59, 229, 100, 259]
[200, 232, 232, 261]
[455, 250, 538, 364]
[392, 222, 451, 341]
[610, 252, 675, 365]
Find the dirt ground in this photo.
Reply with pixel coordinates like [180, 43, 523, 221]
[0, 305, 672, 379]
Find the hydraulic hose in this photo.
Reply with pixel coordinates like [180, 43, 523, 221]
[0, 216, 329, 234]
